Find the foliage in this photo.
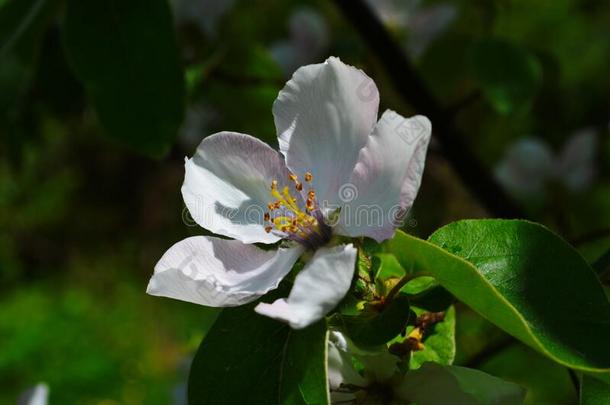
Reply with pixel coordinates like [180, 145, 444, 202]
[188, 292, 328, 405]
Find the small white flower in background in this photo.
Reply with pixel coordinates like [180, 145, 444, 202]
[365, 0, 457, 58]
[18, 384, 48, 405]
[405, 3, 457, 57]
[147, 57, 431, 329]
[270, 7, 330, 76]
[177, 102, 219, 151]
[365, 0, 410, 29]
[171, 0, 235, 38]
[495, 128, 598, 201]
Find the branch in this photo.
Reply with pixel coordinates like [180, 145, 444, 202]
[333, 0, 525, 219]
[571, 227, 610, 247]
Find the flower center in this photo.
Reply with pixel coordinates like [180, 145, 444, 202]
[264, 171, 331, 249]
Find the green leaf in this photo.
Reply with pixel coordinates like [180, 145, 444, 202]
[344, 293, 413, 348]
[188, 301, 329, 405]
[581, 375, 610, 405]
[374, 254, 453, 312]
[409, 305, 456, 369]
[373, 253, 406, 295]
[62, 0, 185, 157]
[468, 38, 542, 115]
[397, 362, 526, 405]
[480, 344, 577, 404]
[386, 221, 610, 373]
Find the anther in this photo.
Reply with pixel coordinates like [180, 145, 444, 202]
[289, 173, 298, 182]
[295, 182, 303, 191]
[271, 180, 278, 190]
[264, 212, 271, 221]
[265, 226, 272, 233]
[304, 172, 313, 182]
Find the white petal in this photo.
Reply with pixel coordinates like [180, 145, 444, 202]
[254, 244, 357, 329]
[495, 137, 554, 199]
[147, 236, 304, 307]
[182, 132, 292, 244]
[273, 57, 379, 210]
[336, 111, 431, 242]
[331, 331, 399, 383]
[556, 128, 597, 192]
[328, 331, 366, 402]
[18, 384, 49, 405]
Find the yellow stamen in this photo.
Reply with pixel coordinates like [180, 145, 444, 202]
[406, 327, 425, 351]
[265, 174, 321, 237]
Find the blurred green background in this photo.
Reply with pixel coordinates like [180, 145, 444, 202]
[1, 0, 609, 403]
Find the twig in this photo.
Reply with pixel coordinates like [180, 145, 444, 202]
[333, 0, 525, 219]
[445, 90, 482, 118]
[568, 369, 580, 393]
[571, 228, 610, 246]
[386, 272, 418, 302]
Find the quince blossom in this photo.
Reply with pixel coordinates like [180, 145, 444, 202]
[147, 57, 431, 329]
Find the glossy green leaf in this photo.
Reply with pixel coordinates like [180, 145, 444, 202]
[188, 300, 329, 405]
[581, 375, 610, 405]
[386, 221, 610, 373]
[468, 39, 541, 115]
[397, 362, 526, 405]
[62, 0, 185, 157]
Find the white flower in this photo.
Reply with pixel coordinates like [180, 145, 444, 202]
[496, 129, 597, 200]
[147, 57, 431, 329]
